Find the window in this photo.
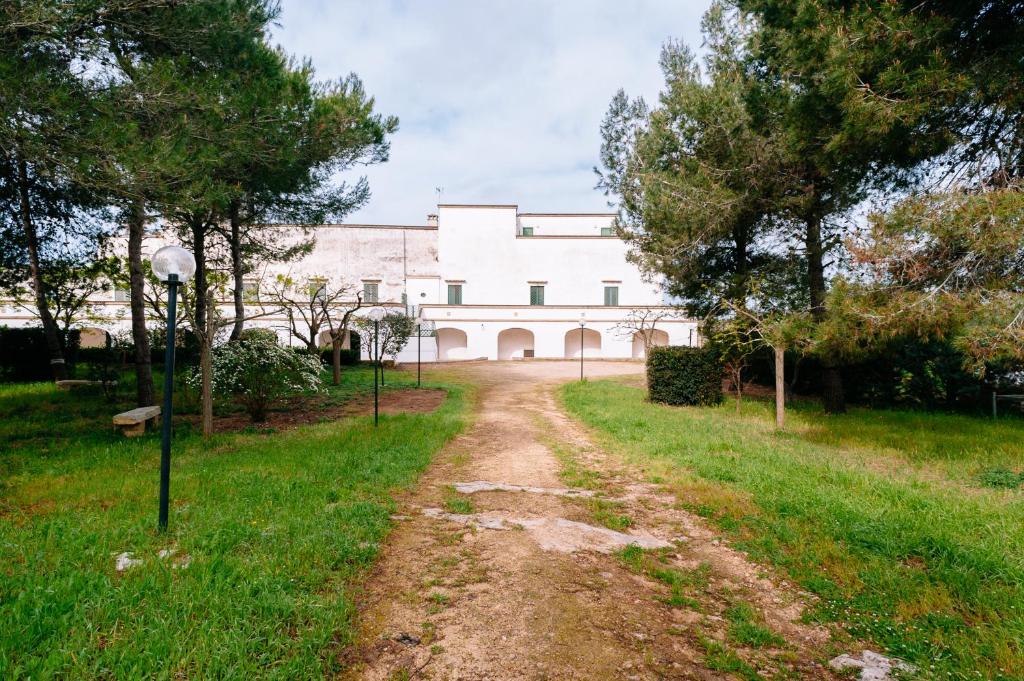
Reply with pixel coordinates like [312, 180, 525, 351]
[242, 278, 260, 302]
[521, 226, 534, 236]
[113, 287, 130, 302]
[603, 285, 619, 306]
[306, 277, 328, 303]
[447, 283, 463, 305]
[362, 282, 379, 303]
[600, 226, 614, 237]
[529, 285, 545, 306]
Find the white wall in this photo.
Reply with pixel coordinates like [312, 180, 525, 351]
[436, 205, 663, 308]
[0, 204, 697, 363]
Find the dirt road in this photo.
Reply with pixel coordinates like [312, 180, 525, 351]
[341, 361, 846, 680]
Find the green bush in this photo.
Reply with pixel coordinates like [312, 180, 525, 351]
[189, 330, 323, 422]
[318, 346, 360, 366]
[0, 327, 80, 381]
[647, 346, 723, 406]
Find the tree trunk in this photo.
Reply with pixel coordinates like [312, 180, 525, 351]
[731, 365, 742, 414]
[228, 200, 245, 341]
[200, 290, 214, 437]
[127, 197, 155, 405]
[821, 367, 846, 415]
[332, 337, 342, 385]
[774, 345, 785, 429]
[192, 219, 207, 340]
[16, 159, 66, 381]
[189, 220, 214, 436]
[805, 212, 846, 414]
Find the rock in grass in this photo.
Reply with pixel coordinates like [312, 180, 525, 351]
[114, 552, 142, 572]
[829, 650, 916, 680]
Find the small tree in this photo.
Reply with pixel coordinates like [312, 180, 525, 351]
[357, 312, 414, 385]
[265, 273, 363, 384]
[195, 329, 322, 423]
[719, 298, 812, 429]
[704, 316, 755, 414]
[12, 255, 122, 334]
[612, 308, 679, 356]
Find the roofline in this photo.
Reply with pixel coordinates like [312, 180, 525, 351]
[437, 203, 518, 209]
[265, 223, 435, 231]
[517, 212, 618, 217]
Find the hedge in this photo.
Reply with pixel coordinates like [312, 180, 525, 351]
[0, 327, 81, 382]
[318, 347, 360, 366]
[647, 345, 723, 406]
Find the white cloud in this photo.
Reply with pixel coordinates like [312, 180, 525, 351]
[271, 0, 710, 223]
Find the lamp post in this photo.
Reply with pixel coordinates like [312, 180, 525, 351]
[368, 307, 385, 426]
[578, 318, 586, 381]
[416, 307, 423, 388]
[151, 245, 196, 532]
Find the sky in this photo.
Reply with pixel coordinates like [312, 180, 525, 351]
[270, 1, 711, 225]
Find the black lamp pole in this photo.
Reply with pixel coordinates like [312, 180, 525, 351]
[158, 273, 179, 532]
[373, 319, 380, 427]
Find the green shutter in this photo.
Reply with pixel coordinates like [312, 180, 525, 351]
[447, 284, 462, 305]
[530, 285, 544, 305]
[600, 226, 614, 237]
[604, 286, 619, 306]
[521, 226, 534, 236]
[363, 283, 378, 303]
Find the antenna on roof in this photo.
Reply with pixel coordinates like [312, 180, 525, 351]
[435, 186, 443, 203]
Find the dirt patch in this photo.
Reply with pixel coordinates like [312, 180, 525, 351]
[181, 388, 446, 434]
[452, 480, 595, 498]
[339, 361, 857, 680]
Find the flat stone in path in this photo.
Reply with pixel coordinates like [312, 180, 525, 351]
[452, 480, 595, 498]
[422, 507, 672, 554]
[829, 650, 916, 681]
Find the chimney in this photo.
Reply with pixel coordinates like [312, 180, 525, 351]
[427, 213, 438, 227]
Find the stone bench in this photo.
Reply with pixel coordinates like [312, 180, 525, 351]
[57, 379, 117, 390]
[113, 406, 161, 437]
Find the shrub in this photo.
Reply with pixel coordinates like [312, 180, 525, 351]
[647, 346, 723, 406]
[191, 329, 323, 422]
[318, 346, 360, 366]
[0, 327, 80, 382]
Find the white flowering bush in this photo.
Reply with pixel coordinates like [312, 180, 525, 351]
[190, 329, 323, 422]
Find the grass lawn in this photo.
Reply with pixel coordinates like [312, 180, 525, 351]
[0, 365, 467, 679]
[561, 379, 1024, 681]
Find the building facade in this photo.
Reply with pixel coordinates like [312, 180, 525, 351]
[0, 204, 699, 362]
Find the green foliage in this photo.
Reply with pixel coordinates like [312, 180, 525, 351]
[647, 346, 723, 406]
[0, 366, 466, 677]
[0, 327, 80, 382]
[563, 379, 1024, 679]
[191, 330, 323, 422]
[319, 346, 360, 366]
[748, 336, 1014, 413]
[976, 467, 1024, 490]
[358, 312, 415, 361]
[597, 4, 791, 317]
[725, 602, 785, 649]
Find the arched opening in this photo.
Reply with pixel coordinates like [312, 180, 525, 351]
[318, 328, 361, 352]
[631, 329, 669, 358]
[497, 328, 535, 360]
[436, 328, 468, 361]
[79, 327, 109, 349]
[564, 327, 602, 358]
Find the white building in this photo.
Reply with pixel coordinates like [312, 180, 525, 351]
[0, 204, 699, 362]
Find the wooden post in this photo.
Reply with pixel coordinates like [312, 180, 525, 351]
[774, 345, 785, 429]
